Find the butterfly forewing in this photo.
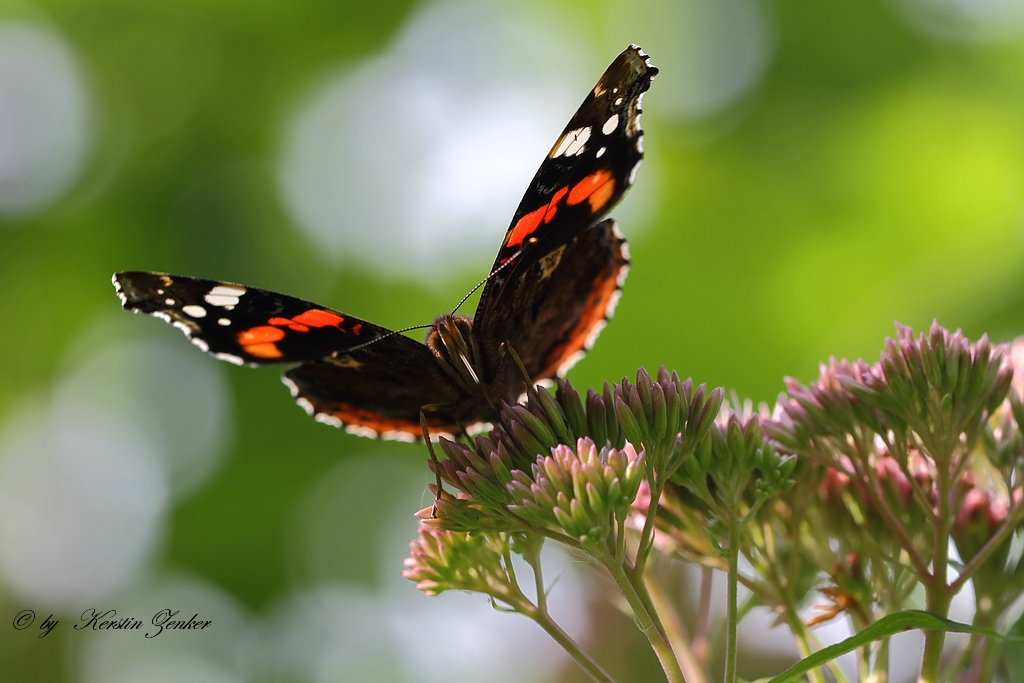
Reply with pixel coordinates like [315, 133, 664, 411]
[472, 45, 655, 382]
[114, 271, 400, 366]
[481, 45, 656, 282]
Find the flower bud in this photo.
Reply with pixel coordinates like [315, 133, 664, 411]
[615, 394, 646, 447]
[556, 378, 588, 438]
[586, 389, 608, 447]
[534, 386, 571, 442]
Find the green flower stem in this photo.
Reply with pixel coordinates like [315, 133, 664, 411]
[868, 637, 889, 683]
[692, 566, 714, 667]
[894, 456, 939, 526]
[724, 518, 740, 683]
[627, 569, 671, 644]
[526, 605, 617, 683]
[634, 476, 664, 576]
[520, 538, 547, 613]
[920, 463, 953, 683]
[963, 605, 999, 683]
[625, 473, 671, 646]
[607, 561, 687, 683]
[516, 543, 615, 683]
[781, 611, 829, 683]
[919, 584, 952, 683]
[949, 501, 1024, 594]
[853, 456, 932, 580]
[646, 572, 709, 683]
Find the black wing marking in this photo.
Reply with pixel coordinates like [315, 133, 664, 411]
[475, 218, 629, 384]
[475, 45, 655, 308]
[113, 271, 405, 366]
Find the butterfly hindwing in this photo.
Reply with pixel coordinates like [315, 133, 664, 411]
[284, 356, 482, 441]
[475, 218, 629, 384]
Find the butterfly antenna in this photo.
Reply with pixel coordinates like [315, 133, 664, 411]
[450, 250, 522, 316]
[338, 250, 523, 353]
[340, 323, 433, 353]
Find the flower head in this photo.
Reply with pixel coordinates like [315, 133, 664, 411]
[403, 526, 526, 603]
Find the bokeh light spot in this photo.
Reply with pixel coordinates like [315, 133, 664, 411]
[277, 0, 591, 280]
[0, 21, 90, 217]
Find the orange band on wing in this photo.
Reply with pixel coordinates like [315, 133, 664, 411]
[238, 309, 349, 359]
[567, 170, 615, 212]
[238, 326, 286, 345]
[319, 403, 462, 440]
[541, 261, 623, 379]
[292, 309, 345, 328]
[245, 342, 283, 359]
[506, 186, 569, 249]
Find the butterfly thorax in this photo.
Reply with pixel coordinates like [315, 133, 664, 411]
[426, 314, 488, 390]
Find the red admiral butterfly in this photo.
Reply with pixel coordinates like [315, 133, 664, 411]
[113, 45, 657, 441]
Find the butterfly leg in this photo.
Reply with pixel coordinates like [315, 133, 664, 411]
[419, 407, 447, 512]
[499, 341, 537, 401]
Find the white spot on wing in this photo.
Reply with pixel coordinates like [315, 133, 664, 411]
[165, 299, 175, 306]
[596, 147, 606, 158]
[381, 430, 417, 443]
[465, 421, 493, 436]
[628, 160, 642, 184]
[602, 114, 619, 135]
[152, 312, 171, 323]
[616, 262, 630, 288]
[551, 126, 591, 158]
[182, 305, 207, 318]
[317, 413, 344, 428]
[218, 318, 231, 326]
[584, 319, 607, 350]
[205, 295, 237, 308]
[214, 352, 244, 366]
[204, 285, 246, 309]
[296, 398, 315, 416]
[281, 376, 300, 397]
[557, 350, 587, 377]
[211, 285, 245, 296]
[342, 422, 375, 437]
[190, 337, 210, 353]
[112, 276, 128, 306]
[605, 288, 624, 319]
[614, 97, 623, 106]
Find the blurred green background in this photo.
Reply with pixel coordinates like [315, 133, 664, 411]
[2, 0, 1024, 681]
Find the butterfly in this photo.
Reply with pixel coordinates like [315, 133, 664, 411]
[113, 45, 657, 442]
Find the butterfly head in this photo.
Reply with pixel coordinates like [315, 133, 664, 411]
[427, 314, 486, 391]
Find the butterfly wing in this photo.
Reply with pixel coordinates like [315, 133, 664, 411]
[114, 271, 401, 365]
[113, 271, 465, 439]
[479, 45, 654, 286]
[474, 45, 655, 381]
[283, 359, 482, 441]
[479, 218, 629, 391]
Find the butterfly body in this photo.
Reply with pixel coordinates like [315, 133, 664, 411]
[114, 46, 657, 440]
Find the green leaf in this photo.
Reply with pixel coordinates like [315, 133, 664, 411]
[766, 611, 1003, 683]
[1001, 610, 1024, 683]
